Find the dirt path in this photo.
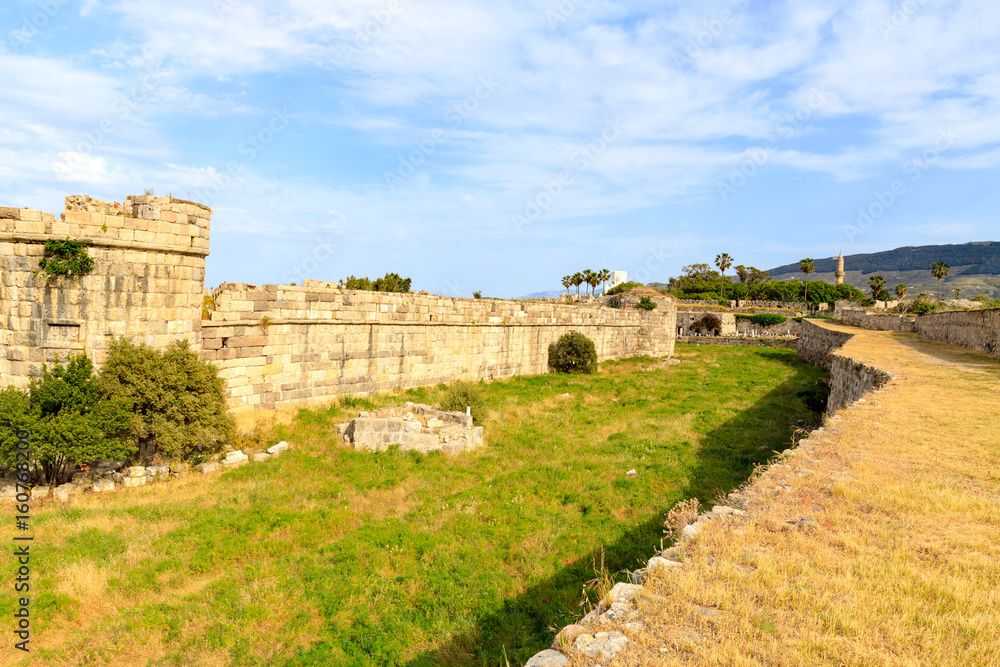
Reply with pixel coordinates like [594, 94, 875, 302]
[558, 326, 1000, 666]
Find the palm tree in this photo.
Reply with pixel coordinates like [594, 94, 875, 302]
[715, 253, 733, 300]
[930, 262, 950, 300]
[953, 288, 961, 299]
[894, 284, 907, 301]
[572, 272, 584, 295]
[582, 269, 595, 295]
[561, 275, 572, 293]
[599, 268, 611, 295]
[869, 275, 887, 300]
[798, 258, 816, 302]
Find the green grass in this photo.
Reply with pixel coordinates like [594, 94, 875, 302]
[3, 344, 826, 666]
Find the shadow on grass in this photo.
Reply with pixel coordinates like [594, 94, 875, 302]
[400, 356, 823, 667]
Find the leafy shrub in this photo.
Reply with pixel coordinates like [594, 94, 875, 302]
[690, 314, 722, 335]
[342, 272, 412, 292]
[0, 355, 134, 485]
[796, 379, 830, 414]
[36, 238, 95, 282]
[548, 331, 598, 374]
[637, 296, 657, 311]
[912, 300, 940, 315]
[605, 281, 642, 296]
[99, 338, 234, 461]
[736, 313, 787, 327]
[438, 381, 488, 424]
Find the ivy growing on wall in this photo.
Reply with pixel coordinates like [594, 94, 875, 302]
[37, 238, 95, 282]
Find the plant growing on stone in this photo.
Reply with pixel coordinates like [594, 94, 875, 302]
[259, 315, 273, 333]
[36, 238, 95, 283]
[637, 296, 657, 311]
[548, 331, 598, 374]
[663, 497, 699, 541]
[691, 314, 723, 335]
[98, 338, 234, 461]
[438, 381, 488, 424]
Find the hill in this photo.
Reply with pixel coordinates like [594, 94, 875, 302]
[768, 242, 1000, 297]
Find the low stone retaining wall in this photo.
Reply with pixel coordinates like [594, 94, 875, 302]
[2, 442, 290, 503]
[838, 308, 916, 331]
[338, 403, 484, 454]
[678, 336, 798, 349]
[914, 308, 1000, 356]
[827, 356, 894, 413]
[796, 320, 854, 366]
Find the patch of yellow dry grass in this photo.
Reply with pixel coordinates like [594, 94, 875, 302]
[571, 325, 1000, 666]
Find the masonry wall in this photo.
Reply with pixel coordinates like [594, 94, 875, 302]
[914, 308, 1000, 355]
[796, 319, 854, 367]
[796, 319, 894, 412]
[203, 280, 677, 410]
[0, 196, 210, 389]
[675, 309, 736, 336]
[837, 308, 916, 331]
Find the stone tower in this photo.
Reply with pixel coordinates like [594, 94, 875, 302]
[0, 195, 211, 389]
[835, 252, 845, 285]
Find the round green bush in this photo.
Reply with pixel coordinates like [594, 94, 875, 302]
[548, 331, 598, 374]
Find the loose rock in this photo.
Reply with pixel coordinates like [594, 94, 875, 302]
[574, 631, 629, 659]
[524, 649, 568, 667]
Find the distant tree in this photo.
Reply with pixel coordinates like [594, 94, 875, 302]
[472, 290, 482, 299]
[599, 268, 611, 294]
[715, 253, 733, 299]
[572, 272, 584, 295]
[587, 271, 600, 295]
[930, 262, 950, 300]
[799, 258, 816, 302]
[868, 275, 888, 301]
[735, 265, 770, 284]
[561, 275, 572, 293]
[953, 288, 961, 299]
[894, 284, 908, 300]
[372, 272, 411, 293]
[341, 273, 411, 292]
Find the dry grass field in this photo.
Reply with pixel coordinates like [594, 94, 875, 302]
[585, 324, 1000, 666]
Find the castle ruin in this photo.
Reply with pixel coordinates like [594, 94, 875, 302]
[1, 195, 678, 409]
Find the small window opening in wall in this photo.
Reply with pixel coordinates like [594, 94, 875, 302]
[429, 315, 434, 321]
[221, 337, 229, 348]
[190, 236, 196, 246]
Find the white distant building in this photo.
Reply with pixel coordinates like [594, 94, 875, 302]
[609, 271, 627, 288]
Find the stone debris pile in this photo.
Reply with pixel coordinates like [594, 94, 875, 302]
[1, 441, 291, 503]
[338, 403, 484, 455]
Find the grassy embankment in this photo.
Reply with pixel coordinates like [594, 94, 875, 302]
[604, 324, 1000, 667]
[0, 345, 824, 667]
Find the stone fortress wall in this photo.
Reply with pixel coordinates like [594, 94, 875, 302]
[1, 195, 209, 389]
[1, 194, 677, 408]
[203, 280, 676, 410]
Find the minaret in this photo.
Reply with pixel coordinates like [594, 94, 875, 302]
[835, 252, 845, 285]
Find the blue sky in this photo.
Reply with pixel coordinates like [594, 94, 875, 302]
[2, 0, 998, 297]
